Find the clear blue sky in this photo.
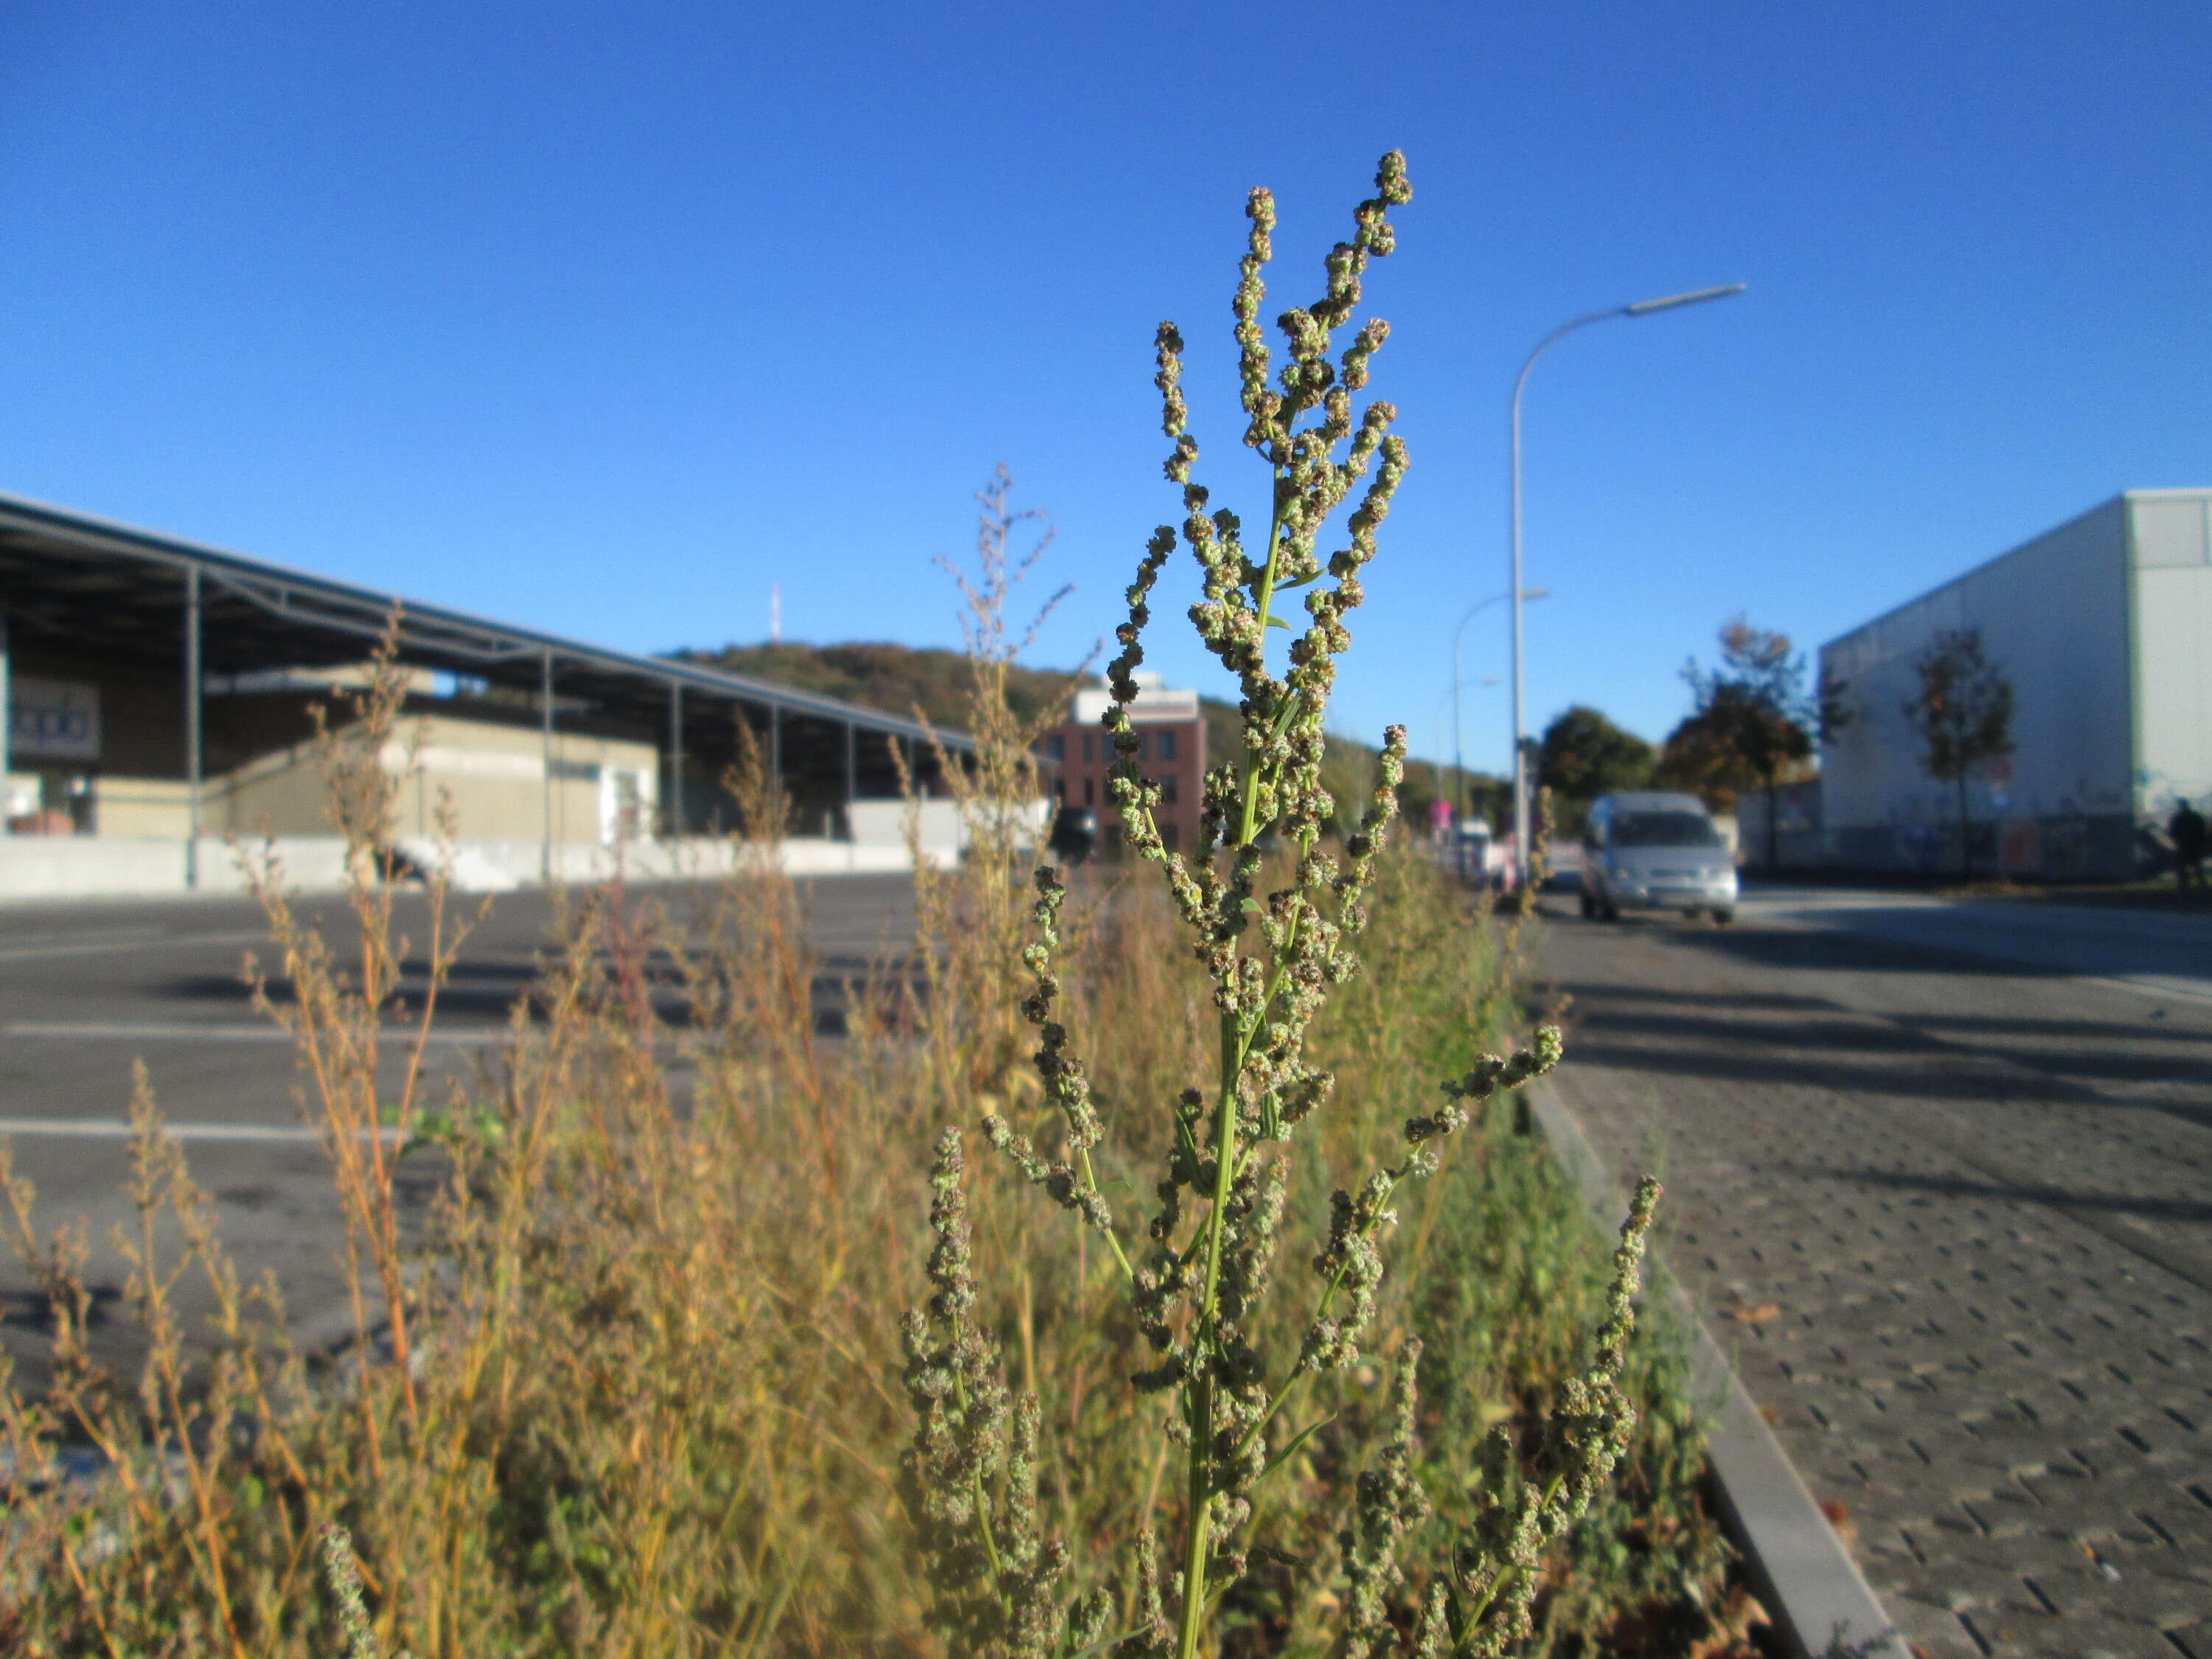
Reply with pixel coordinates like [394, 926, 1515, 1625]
[4, 3, 2207, 776]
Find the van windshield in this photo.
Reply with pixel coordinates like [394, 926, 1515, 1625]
[1610, 812, 1724, 849]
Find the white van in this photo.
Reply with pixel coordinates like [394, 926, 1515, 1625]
[1580, 791, 1737, 924]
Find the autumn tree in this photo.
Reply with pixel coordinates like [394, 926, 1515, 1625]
[1903, 627, 2014, 879]
[1677, 616, 1843, 872]
[1657, 687, 1762, 812]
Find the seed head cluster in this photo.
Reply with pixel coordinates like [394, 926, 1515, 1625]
[1411, 1178, 1663, 1656]
[901, 1129, 1113, 1658]
[982, 870, 1119, 1247]
[1340, 1342, 1431, 1658]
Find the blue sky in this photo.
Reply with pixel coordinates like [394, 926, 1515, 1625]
[3, 2, 2207, 775]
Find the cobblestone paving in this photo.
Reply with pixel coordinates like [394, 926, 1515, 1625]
[1537, 902, 2212, 1659]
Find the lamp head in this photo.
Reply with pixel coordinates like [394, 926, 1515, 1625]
[1622, 282, 1747, 318]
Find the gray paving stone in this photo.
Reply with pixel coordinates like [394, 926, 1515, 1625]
[1538, 902, 2212, 1658]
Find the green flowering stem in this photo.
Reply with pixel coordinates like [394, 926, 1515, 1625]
[1172, 1016, 1246, 1659]
[1077, 1147, 1135, 1281]
[1453, 1471, 1562, 1637]
[1234, 481, 1290, 848]
[1226, 1163, 1402, 1471]
[950, 1355, 1011, 1604]
[316, 1523, 381, 1659]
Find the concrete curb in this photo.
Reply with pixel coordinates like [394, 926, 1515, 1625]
[1526, 1077, 1912, 1659]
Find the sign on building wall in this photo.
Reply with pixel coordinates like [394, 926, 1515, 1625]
[8, 678, 101, 761]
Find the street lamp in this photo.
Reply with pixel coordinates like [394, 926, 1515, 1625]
[1432, 675, 1502, 802]
[1451, 586, 1546, 824]
[1508, 282, 1745, 888]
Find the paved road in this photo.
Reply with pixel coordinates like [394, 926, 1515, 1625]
[1537, 883, 2212, 1659]
[0, 874, 915, 1393]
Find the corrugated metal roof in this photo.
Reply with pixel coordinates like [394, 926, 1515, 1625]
[0, 490, 970, 752]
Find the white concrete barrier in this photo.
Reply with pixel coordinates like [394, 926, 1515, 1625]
[0, 834, 942, 903]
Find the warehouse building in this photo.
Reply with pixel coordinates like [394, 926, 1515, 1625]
[1809, 490, 2211, 880]
[0, 491, 969, 895]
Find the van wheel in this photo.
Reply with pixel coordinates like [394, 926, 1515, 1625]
[1579, 891, 1596, 919]
[1711, 907, 1736, 927]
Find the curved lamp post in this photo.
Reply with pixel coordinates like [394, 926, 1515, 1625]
[1452, 586, 1545, 824]
[1508, 282, 1746, 888]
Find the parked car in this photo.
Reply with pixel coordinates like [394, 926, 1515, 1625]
[1580, 791, 1737, 924]
[1048, 805, 1099, 866]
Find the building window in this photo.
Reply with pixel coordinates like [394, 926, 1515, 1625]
[1082, 732, 1095, 763]
[1161, 773, 1178, 804]
[1161, 822, 1180, 852]
[1083, 778, 1095, 807]
[1043, 734, 1065, 762]
[1137, 729, 1150, 761]
[1157, 728, 1177, 762]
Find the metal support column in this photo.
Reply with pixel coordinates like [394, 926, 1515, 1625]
[0, 608, 10, 786]
[540, 650, 554, 883]
[184, 566, 204, 888]
[667, 683, 685, 838]
[843, 719, 858, 839]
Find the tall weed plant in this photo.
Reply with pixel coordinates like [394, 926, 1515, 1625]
[0, 156, 1744, 1659]
[897, 153, 1694, 1659]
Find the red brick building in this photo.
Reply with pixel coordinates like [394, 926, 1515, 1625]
[1037, 675, 1206, 855]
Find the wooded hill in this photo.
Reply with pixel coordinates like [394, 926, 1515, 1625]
[672, 641, 1082, 734]
[672, 640, 1465, 826]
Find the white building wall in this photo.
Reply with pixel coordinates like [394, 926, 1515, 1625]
[1818, 498, 2135, 872]
[2129, 491, 2212, 816]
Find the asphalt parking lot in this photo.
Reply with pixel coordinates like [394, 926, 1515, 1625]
[0, 873, 917, 1394]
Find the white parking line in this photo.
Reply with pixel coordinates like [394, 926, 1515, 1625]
[0, 931, 270, 963]
[0, 1117, 400, 1144]
[1, 1020, 505, 1045]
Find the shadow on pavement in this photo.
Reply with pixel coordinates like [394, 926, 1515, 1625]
[1793, 1164, 2212, 1225]
[1636, 919, 2065, 979]
[147, 945, 912, 1037]
[1551, 975, 2212, 1137]
[1576, 980, 2204, 1043]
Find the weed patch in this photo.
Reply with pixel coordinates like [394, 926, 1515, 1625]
[0, 156, 1747, 1659]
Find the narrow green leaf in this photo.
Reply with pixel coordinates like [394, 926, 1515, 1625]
[1255, 1413, 1335, 1489]
[1264, 613, 1292, 630]
[1065, 1629, 1150, 1659]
